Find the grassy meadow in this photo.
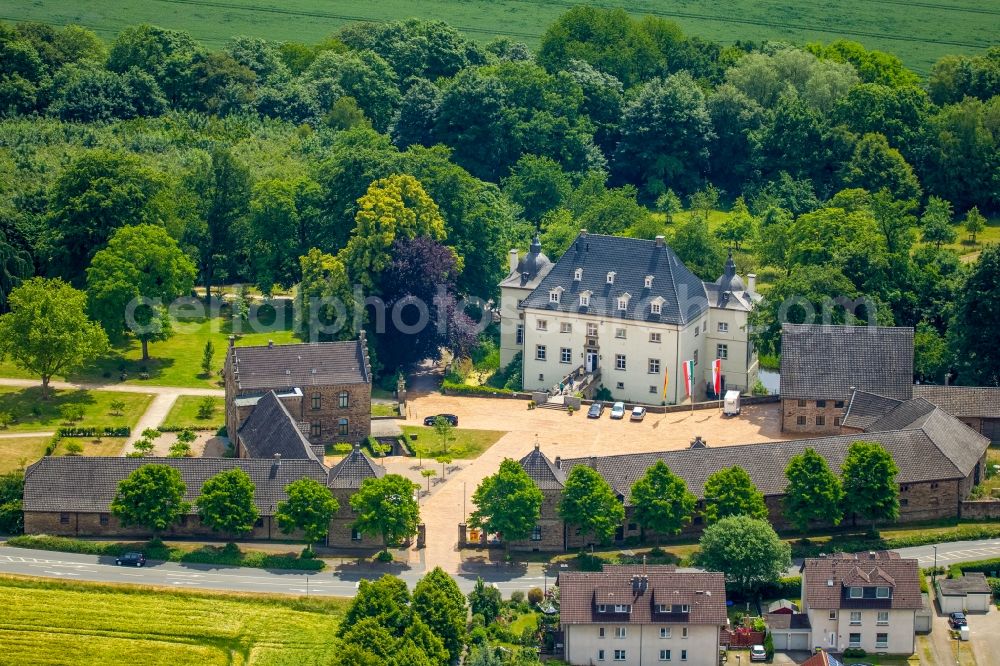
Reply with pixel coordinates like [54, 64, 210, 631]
[0, 575, 348, 666]
[0, 387, 152, 433]
[0, 0, 994, 73]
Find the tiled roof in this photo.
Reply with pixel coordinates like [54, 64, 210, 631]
[914, 385, 1000, 419]
[937, 572, 991, 596]
[229, 339, 369, 390]
[842, 391, 903, 430]
[499, 236, 554, 290]
[327, 444, 384, 489]
[803, 552, 922, 610]
[779, 324, 914, 400]
[23, 457, 329, 515]
[801, 652, 843, 666]
[866, 397, 937, 432]
[765, 612, 811, 630]
[236, 391, 318, 461]
[558, 566, 726, 625]
[519, 444, 565, 489]
[556, 405, 988, 502]
[519, 233, 709, 326]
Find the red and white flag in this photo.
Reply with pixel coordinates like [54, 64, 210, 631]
[712, 358, 722, 395]
[682, 360, 694, 397]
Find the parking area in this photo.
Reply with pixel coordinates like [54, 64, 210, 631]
[921, 582, 998, 666]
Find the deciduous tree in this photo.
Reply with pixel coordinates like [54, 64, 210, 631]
[195, 468, 259, 541]
[629, 460, 696, 543]
[412, 567, 467, 662]
[841, 440, 900, 534]
[696, 515, 791, 598]
[558, 465, 625, 544]
[783, 448, 844, 533]
[275, 477, 339, 552]
[702, 466, 768, 523]
[0, 277, 108, 399]
[469, 459, 543, 550]
[350, 474, 420, 555]
[951, 244, 1000, 386]
[109, 464, 190, 537]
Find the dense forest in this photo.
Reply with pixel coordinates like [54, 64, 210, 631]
[0, 8, 997, 385]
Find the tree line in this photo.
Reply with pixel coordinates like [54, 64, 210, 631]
[0, 12, 997, 383]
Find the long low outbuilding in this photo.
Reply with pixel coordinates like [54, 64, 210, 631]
[936, 573, 994, 614]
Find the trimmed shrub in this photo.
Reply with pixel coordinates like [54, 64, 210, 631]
[57, 426, 130, 438]
[528, 587, 544, 605]
[442, 380, 515, 396]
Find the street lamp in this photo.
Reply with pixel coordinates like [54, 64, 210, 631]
[933, 545, 938, 585]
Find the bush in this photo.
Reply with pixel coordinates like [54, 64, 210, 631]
[790, 523, 1000, 559]
[528, 587, 544, 605]
[62, 442, 84, 456]
[375, 550, 394, 563]
[510, 590, 525, 604]
[949, 556, 1000, 577]
[442, 379, 515, 396]
[988, 577, 1000, 597]
[842, 648, 866, 658]
[764, 632, 774, 660]
[577, 552, 604, 571]
[60, 405, 85, 423]
[197, 397, 216, 419]
[594, 386, 613, 401]
[57, 426, 130, 438]
[0, 411, 12, 429]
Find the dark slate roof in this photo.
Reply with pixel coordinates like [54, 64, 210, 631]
[229, 339, 369, 391]
[555, 405, 988, 503]
[914, 386, 1000, 419]
[765, 613, 811, 630]
[499, 235, 554, 290]
[236, 391, 318, 462]
[842, 391, 904, 430]
[519, 233, 709, 326]
[803, 552, 923, 610]
[779, 324, 914, 400]
[558, 566, 726, 625]
[867, 397, 937, 432]
[327, 444, 384, 489]
[937, 572, 992, 596]
[23, 457, 329, 515]
[519, 444, 566, 489]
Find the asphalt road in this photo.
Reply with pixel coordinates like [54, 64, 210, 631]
[3, 538, 1000, 598]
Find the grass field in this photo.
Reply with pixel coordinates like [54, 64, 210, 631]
[0, 436, 127, 472]
[401, 425, 506, 459]
[0, 387, 152, 433]
[0, 0, 994, 74]
[0, 313, 296, 389]
[0, 574, 347, 665]
[160, 395, 226, 430]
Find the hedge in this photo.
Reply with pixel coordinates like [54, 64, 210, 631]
[949, 557, 1000, 578]
[56, 426, 130, 438]
[8, 535, 324, 571]
[441, 380, 516, 396]
[791, 523, 1000, 558]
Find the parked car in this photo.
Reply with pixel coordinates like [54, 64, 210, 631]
[587, 402, 604, 418]
[610, 402, 626, 419]
[749, 645, 767, 662]
[115, 552, 146, 567]
[630, 406, 647, 421]
[949, 611, 968, 628]
[423, 414, 458, 427]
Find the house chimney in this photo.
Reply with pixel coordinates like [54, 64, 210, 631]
[554, 456, 562, 469]
[268, 339, 274, 348]
[228, 335, 235, 348]
[273, 453, 281, 466]
[509, 249, 519, 272]
[655, 235, 665, 248]
[747, 273, 756, 293]
[579, 229, 587, 237]
[589, 456, 597, 469]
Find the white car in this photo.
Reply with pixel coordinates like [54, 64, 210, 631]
[610, 402, 626, 419]
[749, 644, 767, 662]
[630, 406, 647, 421]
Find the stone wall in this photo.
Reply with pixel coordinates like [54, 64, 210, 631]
[289, 382, 371, 446]
[960, 500, 1000, 520]
[509, 487, 565, 552]
[782, 398, 848, 434]
[328, 487, 384, 549]
[23, 511, 300, 541]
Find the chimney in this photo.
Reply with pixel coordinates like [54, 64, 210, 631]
[534, 442, 540, 452]
[228, 335, 235, 348]
[509, 249, 519, 272]
[353, 442, 361, 453]
[268, 339, 274, 349]
[589, 456, 597, 469]
[273, 453, 281, 466]
[655, 235, 665, 248]
[747, 273, 756, 293]
[554, 456, 562, 469]
[579, 229, 587, 237]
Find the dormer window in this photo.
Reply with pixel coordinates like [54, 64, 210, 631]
[650, 296, 665, 315]
[574, 268, 583, 281]
[849, 587, 862, 599]
[617, 293, 630, 311]
[614, 604, 631, 613]
[549, 286, 563, 304]
[644, 275, 654, 288]
[876, 586, 890, 599]
[597, 604, 606, 613]
[607, 271, 616, 284]
[580, 291, 591, 307]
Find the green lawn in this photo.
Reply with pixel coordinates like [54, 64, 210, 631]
[0, 437, 48, 474]
[52, 437, 127, 458]
[160, 395, 226, 430]
[0, 387, 152, 433]
[1, 0, 991, 73]
[0, 312, 296, 389]
[0, 574, 348, 665]
[508, 611, 540, 636]
[401, 425, 506, 459]
[371, 403, 399, 417]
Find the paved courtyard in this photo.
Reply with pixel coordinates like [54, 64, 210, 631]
[395, 389, 791, 572]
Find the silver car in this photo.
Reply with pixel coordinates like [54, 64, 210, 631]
[630, 406, 647, 421]
[610, 402, 626, 419]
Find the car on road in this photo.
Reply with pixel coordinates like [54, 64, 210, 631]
[630, 406, 647, 421]
[949, 611, 968, 628]
[115, 552, 146, 567]
[587, 402, 604, 418]
[610, 402, 626, 419]
[749, 644, 767, 662]
[423, 414, 458, 427]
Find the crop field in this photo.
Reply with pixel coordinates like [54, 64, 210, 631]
[0, 0, 995, 74]
[0, 575, 348, 666]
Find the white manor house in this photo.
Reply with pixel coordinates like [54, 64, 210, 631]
[499, 231, 760, 404]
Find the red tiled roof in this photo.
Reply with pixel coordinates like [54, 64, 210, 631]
[803, 552, 922, 610]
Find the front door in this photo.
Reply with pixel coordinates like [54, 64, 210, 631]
[586, 352, 597, 372]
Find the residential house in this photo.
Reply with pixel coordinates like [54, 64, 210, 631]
[511, 397, 988, 551]
[224, 335, 372, 447]
[558, 565, 727, 666]
[780, 324, 914, 434]
[326, 443, 386, 548]
[499, 232, 759, 404]
[801, 551, 923, 655]
[233, 390, 325, 461]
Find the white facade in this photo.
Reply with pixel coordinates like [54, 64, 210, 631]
[803, 607, 916, 655]
[564, 623, 721, 666]
[499, 235, 758, 404]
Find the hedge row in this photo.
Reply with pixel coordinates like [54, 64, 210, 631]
[7, 535, 324, 571]
[441, 380, 516, 396]
[56, 426, 131, 438]
[949, 556, 1000, 578]
[792, 523, 1000, 558]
